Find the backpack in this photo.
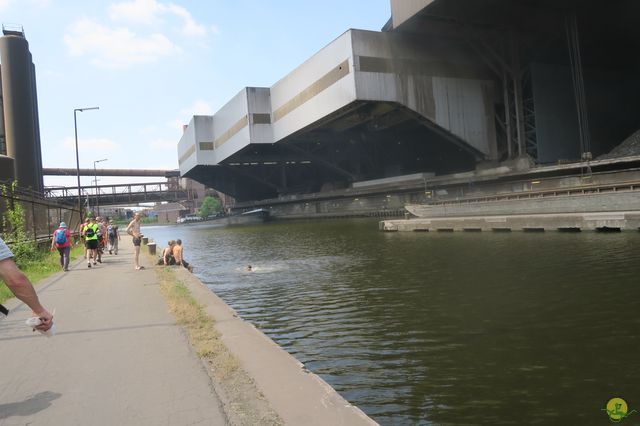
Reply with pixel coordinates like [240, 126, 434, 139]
[84, 225, 95, 238]
[55, 229, 67, 245]
[108, 226, 115, 238]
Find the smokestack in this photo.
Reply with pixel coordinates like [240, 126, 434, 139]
[0, 25, 43, 192]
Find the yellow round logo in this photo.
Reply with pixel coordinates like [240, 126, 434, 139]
[606, 398, 628, 422]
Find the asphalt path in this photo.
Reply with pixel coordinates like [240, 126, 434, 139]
[0, 243, 226, 426]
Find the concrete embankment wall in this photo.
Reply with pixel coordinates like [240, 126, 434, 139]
[172, 268, 377, 426]
[238, 167, 640, 221]
[268, 191, 410, 219]
[381, 211, 640, 232]
[421, 191, 640, 217]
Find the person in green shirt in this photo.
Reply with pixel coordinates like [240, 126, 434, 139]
[83, 217, 99, 268]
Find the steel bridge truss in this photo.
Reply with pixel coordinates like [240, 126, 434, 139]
[45, 182, 192, 207]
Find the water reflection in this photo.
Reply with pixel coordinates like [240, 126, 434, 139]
[144, 220, 640, 425]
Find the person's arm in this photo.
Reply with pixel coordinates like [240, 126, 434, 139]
[50, 232, 56, 250]
[0, 258, 53, 331]
[126, 220, 134, 236]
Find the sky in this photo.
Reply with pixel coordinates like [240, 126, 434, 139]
[1, 0, 390, 187]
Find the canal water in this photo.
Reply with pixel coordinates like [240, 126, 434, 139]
[144, 220, 640, 425]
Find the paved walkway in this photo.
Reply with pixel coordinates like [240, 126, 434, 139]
[0, 244, 226, 426]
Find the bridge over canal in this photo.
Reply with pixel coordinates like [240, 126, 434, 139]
[44, 181, 192, 207]
[43, 168, 194, 207]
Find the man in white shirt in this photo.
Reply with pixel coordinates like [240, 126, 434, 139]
[0, 237, 53, 331]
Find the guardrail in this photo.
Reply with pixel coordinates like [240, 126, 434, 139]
[428, 180, 640, 206]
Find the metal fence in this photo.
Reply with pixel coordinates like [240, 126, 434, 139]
[0, 180, 82, 244]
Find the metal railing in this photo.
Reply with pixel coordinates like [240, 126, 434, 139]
[45, 182, 192, 206]
[427, 180, 640, 207]
[0, 180, 82, 244]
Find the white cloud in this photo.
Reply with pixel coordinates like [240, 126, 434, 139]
[42, 69, 64, 78]
[140, 160, 178, 170]
[147, 138, 176, 150]
[63, 136, 121, 151]
[139, 125, 158, 135]
[185, 100, 214, 116]
[164, 3, 207, 37]
[64, 18, 179, 69]
[167, 99, 214, 130]
[168, 118, 187, 132]
[108, 0, 159, 25]
[109, 0, 207, 37]
[0, 0, 49, 11]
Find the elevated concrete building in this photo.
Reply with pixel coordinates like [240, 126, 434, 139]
[0, 25, 43, 192]
[179, 0, 640, 203]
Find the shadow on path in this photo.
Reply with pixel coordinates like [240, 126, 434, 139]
[0, 391, 62, 419]
[0, 322, 174, 342]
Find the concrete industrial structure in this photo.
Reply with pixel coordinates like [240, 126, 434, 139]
[178, 0, 640, 214]
[0, 25, 43, 192]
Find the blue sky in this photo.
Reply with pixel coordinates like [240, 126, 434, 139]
[1, 0, 390, 186]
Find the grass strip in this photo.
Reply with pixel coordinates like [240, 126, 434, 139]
[155, 265, 283, 425]
[0, 244, 84, 304]
[156, 267, 239, 378]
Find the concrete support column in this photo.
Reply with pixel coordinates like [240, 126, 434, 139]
[510, 36, 526, 157]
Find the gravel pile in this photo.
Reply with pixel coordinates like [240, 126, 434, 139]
[598, 129, 640, 159]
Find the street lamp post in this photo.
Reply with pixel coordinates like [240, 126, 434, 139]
[74, 107, 99, 219]
[93, 158, 107, 216]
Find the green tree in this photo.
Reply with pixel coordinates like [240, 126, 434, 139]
[198, 196, 221, 218]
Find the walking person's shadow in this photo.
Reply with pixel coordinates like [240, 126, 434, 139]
[0, 391, 61, 419]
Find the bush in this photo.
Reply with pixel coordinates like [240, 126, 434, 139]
[1, 182, 43, 268]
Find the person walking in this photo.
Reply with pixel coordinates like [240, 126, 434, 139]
[95, 216, 106, 263]
[0, 236, 53, 331]
[50, 222, 72, 271]
[126, 212, 144, 270]
[83, 217, 99, 268]
[107, 220, 120, 255]
[79, 217, 89, 250]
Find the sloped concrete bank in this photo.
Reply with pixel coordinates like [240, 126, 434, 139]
[170, 267, 377, 426]
[380, 211, 640, 232]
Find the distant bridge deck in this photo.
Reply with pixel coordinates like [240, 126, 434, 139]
[45, 182, 191, 206]
[43, 168, 179, 178]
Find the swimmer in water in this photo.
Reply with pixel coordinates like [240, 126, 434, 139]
[247, 265, 252, 272]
